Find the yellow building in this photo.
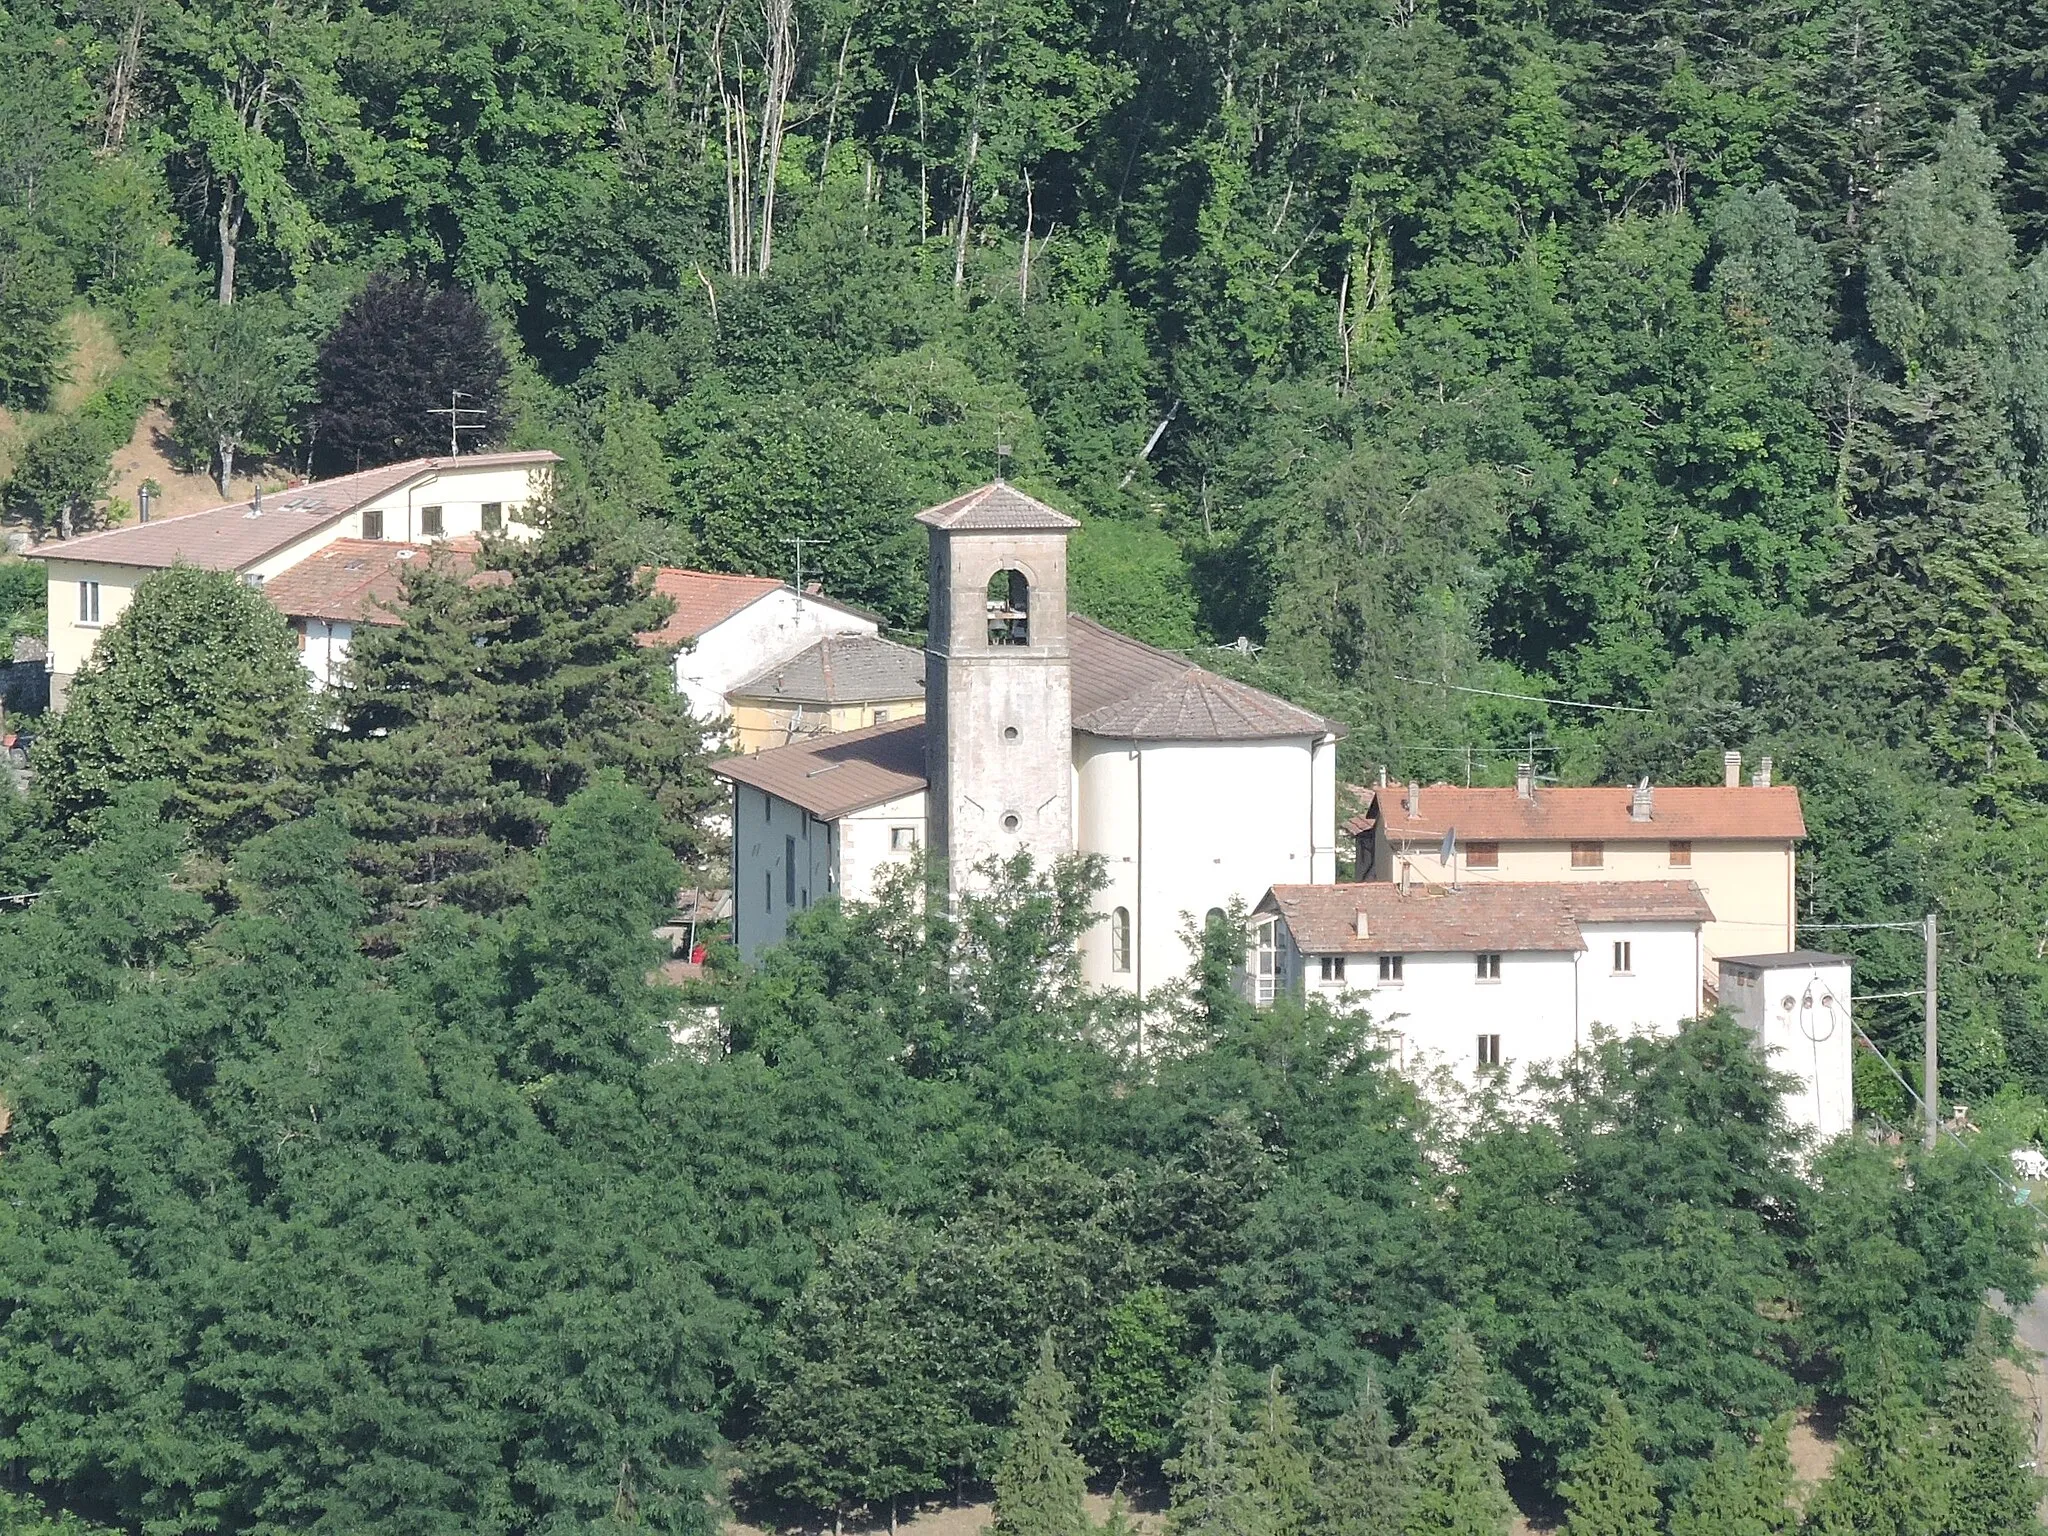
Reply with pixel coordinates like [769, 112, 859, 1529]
[724, 633, 926, 753]
[26, 451, 557, 707]
[1355, 752, 1804, 990]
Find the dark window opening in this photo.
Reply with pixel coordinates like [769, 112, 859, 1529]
[987, 568, 1030, 645]
[482, 501, 503, 532]
[420, 504, 444, 536]
[362, 508, 384, 540]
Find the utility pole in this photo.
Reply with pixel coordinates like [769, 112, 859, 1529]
[1923, 912, 1939, 1151]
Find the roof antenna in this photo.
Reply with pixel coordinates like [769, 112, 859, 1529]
[784, 534, 809, 612]
[995, 416, 1012, 482]
[426, 388, 490, 456]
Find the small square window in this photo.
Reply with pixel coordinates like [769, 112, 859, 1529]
[481, 501, 503, 532]
[1476, 952, 1502, 981]
[362, 508, 385, 540]
[1669, 839, 1692, 868]
[1320, 955, 1347, 983]
[1613, 940, 1632, 974]
[891, 826, 918, 851]
[1477, 1034, 1502, 1069]
[1571, 841, 1604, 868]
[873, 708, 891, 723]
[1378, 954, 1403, 983]
[1465, 841, 1499, 869]
[420, 504, 444, 537]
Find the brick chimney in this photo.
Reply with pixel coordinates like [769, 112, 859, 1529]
[1516, 761, 1533, 800]
[1723, 750, 1741, 788]
[1751, 755, 1773, 788]
[1355, 910, 1370, 939]
[1630, 778, 1654, 821]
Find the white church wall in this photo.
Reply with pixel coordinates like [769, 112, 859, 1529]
[675, 591, 876, 726]
[1075, 737, 1139, 991]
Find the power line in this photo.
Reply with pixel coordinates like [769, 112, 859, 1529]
[1392, 674, 1653, 714]
[1799, 920, 1924, 932]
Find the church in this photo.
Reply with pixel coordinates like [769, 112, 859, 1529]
[713, 483, 1343, 991]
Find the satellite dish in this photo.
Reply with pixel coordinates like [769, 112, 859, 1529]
[1439, 826, 1456, 867]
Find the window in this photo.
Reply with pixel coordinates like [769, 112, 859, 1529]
[987, 568, 1030, 645]
[1475, 952, 1502, 981]
[1613, 940, 1633, 974]
[1320, 955, 1347, 983]
[764, 870, 771, 913]
[1378, 954, 1404, 983]
[1477, 1034, 1502, 1069]
[1253, 918, 1279, 1005]
[1570, 841, 1604, 868]
[77, 580, 100, 624]
[873, 708, 891, 723]
[1669, 839, 1692, 867]
[1465, 841, 1499, 869]
[891, 826, 918, 851]
[1110, 907, 1131, 973]
[420, 504, 444, 537]
[362, 508, 385, 540]
[481, 501, 503, 533]
[785, 836, 797, 907]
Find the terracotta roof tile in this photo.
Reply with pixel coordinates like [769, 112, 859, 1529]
[1370, 783, 1805, 842]
[1257, 879, 1715, 955]
[638, 569, 878, 648]
[263, 538, 483, 625]
[1070, 618, 1340, 741]
[914, 481, 1080, 531]
[25, 451, 558, 571]
[711, 717, 928, 819]
[730, 634, 925, 705]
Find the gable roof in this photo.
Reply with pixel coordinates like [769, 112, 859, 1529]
[914, 481, 1080, 531]
[712, 717, 929, 820]
[25, 451, 559, 572]
[263, 538, 484, 625]
[1070, 618, 1340, 741]
[638, 569, 879, 648]
[1367, 783, 1806, 842]
[1258, 879, 1714, 956]
[730, 634, 925, 705]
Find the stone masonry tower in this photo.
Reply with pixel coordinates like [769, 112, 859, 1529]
[917, 483, 1078, 890]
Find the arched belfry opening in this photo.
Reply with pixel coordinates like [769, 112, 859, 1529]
[986, 568, 1030, 645]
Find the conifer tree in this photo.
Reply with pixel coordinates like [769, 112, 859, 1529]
[1668, 1419, 1793, 1536]
[1244, 1369, 1314, 1536]
[1166, 1350, 1272, 1536]
[1802, 1346, 1949, 1536]
[1559, 1396, 1659, 1536]
[994, 1336, 1092, 1536]
[1936, 1320, 2047, 1536]
[1401, 1320, 1516, 1536]
[1316, 1372, 1408, 1536]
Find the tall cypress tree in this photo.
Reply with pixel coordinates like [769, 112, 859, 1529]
[1401, 1320, 1516, 1536]
[993, 1336, 1092, 1536]
[1667, 1418, 1793, 1536]
[1936, 1320, 2047, 1536]
[1558, 1396, 1659, 1536]
[1315, 1372, 1408, 1536]
[1802, 1346, 1949, 1536]
[1166, 1350, 1272, 1536]
[1244, 1369, 1313, 1536]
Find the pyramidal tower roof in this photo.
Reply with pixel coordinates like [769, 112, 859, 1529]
[913, 481, 1080, 531]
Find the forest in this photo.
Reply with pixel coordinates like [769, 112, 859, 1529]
[6, 0, 2048, 1529]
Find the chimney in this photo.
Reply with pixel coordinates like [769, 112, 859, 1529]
[1723, 750, 1741, 789]
[1515, 761, 1533, 800]
[138, 484, 152, 523]
[1377, 764, 1388, 789]
[1630, 777, 1653, 822]
[1406, 781, 1420, 820]
[1355, 910, 1370, 939]
[253, 485, 263, 515]
[1752, 755, 1773, 788]
[1399, 860, 1412, 896]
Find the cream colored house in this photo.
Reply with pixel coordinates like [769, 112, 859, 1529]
[725, 633, 925, 752]
[714, 482, 1343, 985]
[27, 451, 556, 706]
[1354, 752, 1804, 990]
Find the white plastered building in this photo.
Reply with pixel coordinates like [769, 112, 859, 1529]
[713, 482, 1343, 980]
[1719, 951, 1856, 1146]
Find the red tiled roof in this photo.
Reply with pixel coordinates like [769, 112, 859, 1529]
[25, 451, 558, 571]
[642, 570, 782, 647]
[1070, 618, 1341, 741]
[711, 717, 928, 819]
[914, 481, 1080, 531]
[263, 538, 483, 625]
[1258, 879, 1714, 956]
[1367, 783, 1805, 842]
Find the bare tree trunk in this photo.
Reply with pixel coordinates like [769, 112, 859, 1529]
[217, 183, 243, 305]
[819, 24, 852, 187]
[216, 435, 237, 497]
[754, 0, 796, 273]
[915, 65, 929, 242]
[952, 125, 978, 292]
[1018, 168, 1033, 311]
[1336, 264, 1352, 391]
[102, 0, 148, 153]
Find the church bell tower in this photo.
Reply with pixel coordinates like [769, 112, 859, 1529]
[917, 482, 1078, 890]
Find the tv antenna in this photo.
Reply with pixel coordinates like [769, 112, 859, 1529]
[427, 389, 490, 455]
[784, 535, 812, 610]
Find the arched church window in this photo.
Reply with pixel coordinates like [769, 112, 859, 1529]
[987, 568, 1030, 645]
[1110, 907, 1131, 972]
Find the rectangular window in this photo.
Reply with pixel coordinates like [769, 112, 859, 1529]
[1571, 841, 1604, 868]
[420, 504, 444, 537]
[785, 836, 797, 907]
[1613, 940, 1633, 974]
[1669, 839, 1692, 867]
[1320, 955, 1347, 983]
[764, 870, 771, 913]
[361, 508, 385, 540]
[481, 501, 503, 533]
[1465, 841, 1499, 869]
[1477, 1034, 1502, 1069]
[1378, 953, 1403, 983]
[891, 826, 918, 851]
[873, 708, 891, 723]
[77, 580, 100, 623]
[1476, 952, 1502, 981]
